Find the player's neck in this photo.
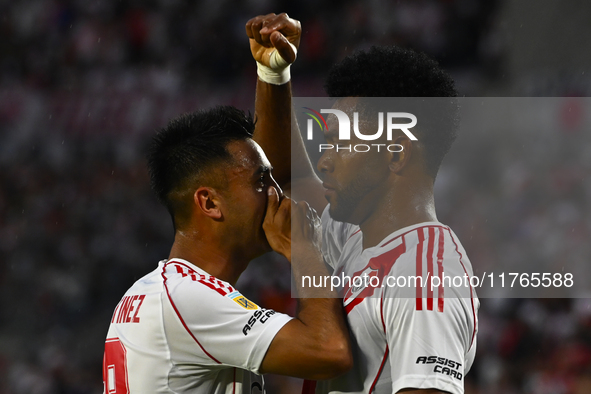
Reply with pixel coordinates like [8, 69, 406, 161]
[359, 182, 437, 249]
[168, 229, 249, 285]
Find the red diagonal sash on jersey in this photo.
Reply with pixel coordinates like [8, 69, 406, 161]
[343, 238, 406, 314]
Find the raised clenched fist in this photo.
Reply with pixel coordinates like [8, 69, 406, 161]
[245, 13, 301, 69]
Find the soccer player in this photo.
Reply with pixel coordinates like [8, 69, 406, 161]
[102, 106, 352, 393]
[247, 13, 479, 394]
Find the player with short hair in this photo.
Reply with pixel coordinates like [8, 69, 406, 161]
[102, 105, 352, 393]
[247, 13, 479, 394]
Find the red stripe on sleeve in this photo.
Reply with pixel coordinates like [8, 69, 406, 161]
[416, 229, 424, 311]
[175, 265, 187, 277]
[171, 261, 229, 296]
[426, 227, 435, 311]
[198, 280, 228, 296]
[437, 228, 445, 313]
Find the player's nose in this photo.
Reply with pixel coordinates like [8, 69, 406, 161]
[317, 150, 333, 174]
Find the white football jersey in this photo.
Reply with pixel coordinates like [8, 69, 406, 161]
[103, 258, 292, 393]
[308, 208, 479, 394]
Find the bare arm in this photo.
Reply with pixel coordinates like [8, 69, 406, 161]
[246, 13, 326, 212]
[259, 187, 351, 379]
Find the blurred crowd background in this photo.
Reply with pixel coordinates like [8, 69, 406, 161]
[1, 0, 591, 393]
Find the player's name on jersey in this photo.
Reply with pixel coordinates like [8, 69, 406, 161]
[111, 294, 146, 324]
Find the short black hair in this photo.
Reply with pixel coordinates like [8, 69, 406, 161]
[324, 45, 459, 177]
[147, 105, 254, 229]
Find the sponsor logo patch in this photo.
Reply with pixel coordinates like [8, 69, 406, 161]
[416, 356, 463, 380]
[243, 309, 276, 335]
[227, 291, 259, 310]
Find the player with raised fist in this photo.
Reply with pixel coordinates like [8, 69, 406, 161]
[248, 12, 479, 394]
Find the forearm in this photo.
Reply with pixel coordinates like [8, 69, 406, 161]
[253, 79, 294, 187]
[276, 298, 351, 379]
[248, 13, 325, 209]
[254, 79, 317, 183]
[292, 249, 350, 373]
[261, 249, 351, 379]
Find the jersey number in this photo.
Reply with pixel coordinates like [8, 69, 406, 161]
[103, 338, 129, 394]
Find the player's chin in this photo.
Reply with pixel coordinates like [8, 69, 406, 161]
[327, 204, 340, 219]
[328, 203, 350, 223]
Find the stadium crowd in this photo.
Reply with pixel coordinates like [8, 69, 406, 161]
[1, 0, 501, 94]
[1, 0, 591, 393]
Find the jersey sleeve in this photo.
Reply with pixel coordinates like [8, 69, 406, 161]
[381, 264, 478, 394]
[321, 205, 359, 269]
[165, 271, 292, 374]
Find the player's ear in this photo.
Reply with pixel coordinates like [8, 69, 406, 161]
[388, 136, 413, 174]
[194, 187, 223, 220]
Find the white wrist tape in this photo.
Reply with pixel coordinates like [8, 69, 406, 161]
[256, 42, 297, 85]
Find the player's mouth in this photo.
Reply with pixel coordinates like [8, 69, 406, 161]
[323, 182, 337, 200]
[322, 181, 336, 190]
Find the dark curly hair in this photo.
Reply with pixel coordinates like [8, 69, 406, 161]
[324, 46, 459, 177]
[147, 105, 254, 230]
